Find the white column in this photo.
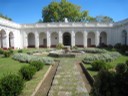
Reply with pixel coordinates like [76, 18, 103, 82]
[83, 31, 87, 48]
[23, 32, 28, 48]
[71, 30, 75, 47]
[35, 32, 39, 48]
[58, 30, 62, 44]
[5, 32, 9, 49]
[95, 30, 100, 47]
[46, 31, 51, 48]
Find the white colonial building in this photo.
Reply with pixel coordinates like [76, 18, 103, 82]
[0, 17, 128, 49]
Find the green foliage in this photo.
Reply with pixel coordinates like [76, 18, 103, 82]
[95, 15, 114, 23]
[30, 61, 44, 71]
[91, 60, 111, 71]
[91, 70, 116, 96]
[72, 46, 78, 50]
[18, 49, 23, 53]
[126, 60, 128, 66]
[3, 50, 11, 57]
[56, 43, 64, 49]
[114, 43, 122, 49]
[19, 65, 36, 80]
[12, 53, 55, 65]
[0, 13, 12, 21]
[12, 53, 31, 63]
[8, 48, 14, 54]
[0, 74, 24, 96]
[91, 63, 128, 96]
[0, 49, 4, 54]
[116, 63, 127, 74]
[42, 0, 88, 22]
[83, 52, 121, 64]
[84, 48, 106, 53]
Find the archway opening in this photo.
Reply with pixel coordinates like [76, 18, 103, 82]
[122, 30, 127, 45]
[87, 32, 95, 47]
[75, 32, 83, 47]
[28, 33, 35, 48]
[63, 32, 71, 46]
[9, 32, 14, 48]
[51, 32, 58, 47]
[0, 30, 6, 48]
[39, 32, 46, 47]
[100, 32, 107, 47]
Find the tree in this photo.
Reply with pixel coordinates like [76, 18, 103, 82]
[95, 16, 114, 23]
[42, 0, 87, 22]
[0, 13, 12, 21]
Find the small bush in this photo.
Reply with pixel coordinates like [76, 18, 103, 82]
[116, 63, 127, 74]
[56, 43, 64, 49]
[18, 49, 23, 53]
[19, 65, 36, 80]
[126, 60, 128, 66]
[0, 74, 24, 96]
[72, 46, 78, 49]
[3, 51, 11, 57]
[0, 49, 4, 54]
[91, 60, 111, 71]
[8, 48, 13, 54]
[30, 61, 44, 71]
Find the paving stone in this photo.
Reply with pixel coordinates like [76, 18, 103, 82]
[58, 91, 72, 96]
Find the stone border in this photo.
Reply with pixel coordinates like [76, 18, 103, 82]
[79, 62, 95, 86]
[31, 61, 60, 96]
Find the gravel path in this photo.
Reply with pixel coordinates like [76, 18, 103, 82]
[48, 58, 89, 96]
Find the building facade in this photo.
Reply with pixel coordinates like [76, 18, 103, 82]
[0, 17, 128, 49]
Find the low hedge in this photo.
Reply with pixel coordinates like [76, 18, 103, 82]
[19, 65, 36, 80]
[30, 61, 44, 71]
[12, 53, 55, 65]
[0, 74, 24, 96]
[91, 60, 111, 71]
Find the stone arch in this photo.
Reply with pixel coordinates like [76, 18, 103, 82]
[75, 32, 83, 47]
[87, 32, 95, 47]
[63, 32, 71, 46]
[0, 29, 6, 48]
[51, 32, 58, 47]
[27, 32, 35, 48]
[122, 30, 127, 45]
[100, 32, 107, 46]
[9, 32, 14, 48]
[39, 32, 46, 47]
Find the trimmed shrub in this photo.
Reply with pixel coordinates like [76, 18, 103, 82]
[3, 51, 11, 57]
[0, 48, 4, 54]
[56, 43, 64, 49]
[8, 48, 13, 54]
[84, 48, 106, 53]
[12, 53, 55, 65]
[82, 52, 121, 64]
[19, 65, 36, 80]
[18, 49, 23, 53]
[116, 63, 127, 74]
[91, 60, 111, 71]
[114, 43, 122, 49]
[126, 60, 128, 66]
[12, 53, 31, 63]
[0, 74, 24, 96]
[30, 61, 44, 71]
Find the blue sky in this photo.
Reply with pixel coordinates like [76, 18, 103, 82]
[0, 0, 128, 24]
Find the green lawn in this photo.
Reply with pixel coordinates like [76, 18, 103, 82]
[0, 56, 28, 78]
[0, 54, 50, 96]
